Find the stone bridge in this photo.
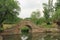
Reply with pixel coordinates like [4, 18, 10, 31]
[1, 20, 42, 35]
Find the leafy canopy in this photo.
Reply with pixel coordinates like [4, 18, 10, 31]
[0, 0, 20, 24]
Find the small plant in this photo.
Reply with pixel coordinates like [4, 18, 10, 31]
[0, 27, 4, 32]
[21, 26, 29, 35]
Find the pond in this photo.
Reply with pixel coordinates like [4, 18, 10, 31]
[3, 32, 60, 40]
[32, 32, 60, 40]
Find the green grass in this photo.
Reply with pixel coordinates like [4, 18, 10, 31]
[3, 24, 15, 30]
[40, 23, 57, 28]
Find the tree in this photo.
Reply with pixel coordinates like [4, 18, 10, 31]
[43, 0, 53, 25]
[4, 17, 22, 24]
[52, 0, 60, 25]
[43, 3, 50, 24]
[30, 10, 40, 25]
[0, 0, 20, 32]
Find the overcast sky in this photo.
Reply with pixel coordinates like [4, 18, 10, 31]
[17, 0, 56, 18]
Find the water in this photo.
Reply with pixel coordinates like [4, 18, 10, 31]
[21, 35, 28, 40]
[21, 32, 60, 40]
[32, 32, 60, 40]
[3, 32, 60, 40]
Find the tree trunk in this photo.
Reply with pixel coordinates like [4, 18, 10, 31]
[0, 24, 3, 32]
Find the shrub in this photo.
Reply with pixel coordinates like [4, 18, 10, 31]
[21, 26, 29, 35]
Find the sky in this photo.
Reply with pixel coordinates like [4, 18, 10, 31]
[17, 0, 56, 18]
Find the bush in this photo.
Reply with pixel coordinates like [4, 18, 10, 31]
[21, 26, 29, 35]
[0, 27, 4, 32]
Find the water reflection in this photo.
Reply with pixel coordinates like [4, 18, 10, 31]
[32, 33, 60, 40]
[3, 33, 60, 40]
[21, 35, 28, 40]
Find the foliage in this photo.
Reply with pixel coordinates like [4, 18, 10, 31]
[0, 26, 3, 32]
[43, 3, 51, 25]
[36, 17, 45, 25]
[52, 0, 60, 22]
[0, 0, 20, 23]
[21, 26, 29, 35]
[31, 10, 40, 19]
[24, 18, 31, 21]
[30, 10, 40, 25]
[4, 17, 22, 24]
[0, 0, 20, 32]
[55, 0, 60, 10]
[43, 0, 54, 25]
[41, 24, 53, 28]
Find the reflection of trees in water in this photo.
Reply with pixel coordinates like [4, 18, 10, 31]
[53, 33, 60, 40]
[44, 34, 53, 40]
[44, 33, 60, 40]
[21, 33, 32, 40]
[20, 32, 60, 40]
[32, 33, 60, 40]
[3, 33, 60, 40]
